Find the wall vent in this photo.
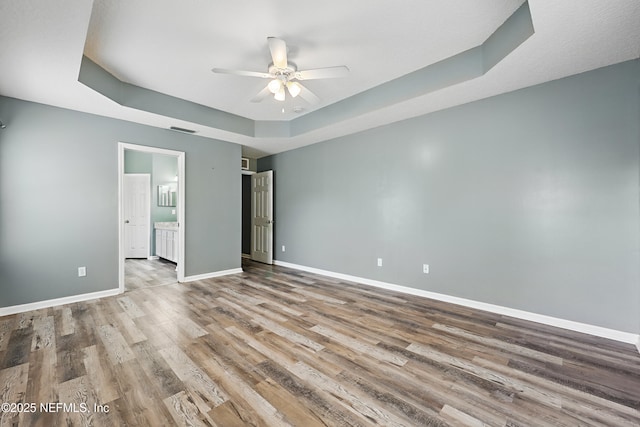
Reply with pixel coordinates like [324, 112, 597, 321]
[241, 157, 250, 170]
[169, 126, 196, 134]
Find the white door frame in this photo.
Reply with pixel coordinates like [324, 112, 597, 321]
[118, 142, 186, 292]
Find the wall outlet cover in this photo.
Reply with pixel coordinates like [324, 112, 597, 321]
[78, 266, 87, 277]
[377, 258, 383, 267]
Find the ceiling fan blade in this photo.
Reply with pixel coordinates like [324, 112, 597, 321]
[212, 68, 272, 79]
[268, 37, 288, 69]
[250, 85, 272, 103]
[297, 83, 320, 105]
[295, 66, 349, 80]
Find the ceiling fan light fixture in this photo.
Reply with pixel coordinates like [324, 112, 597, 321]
[274, 86, 286, 101]
[268, 79, 282, 94]
[286, 81, 301, 98]
[213, 38, 349, 105]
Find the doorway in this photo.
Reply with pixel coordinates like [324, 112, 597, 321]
[241, 173, 252, 258]
[118, 142, 185, 293]
[251, 170, 274, 264]
[241, 170, 274, 265]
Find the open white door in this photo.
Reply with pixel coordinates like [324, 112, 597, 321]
[251, 170, 273, 264]
[123, 174, 150, 258]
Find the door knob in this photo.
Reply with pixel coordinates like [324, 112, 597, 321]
[124, 220, 130, 224]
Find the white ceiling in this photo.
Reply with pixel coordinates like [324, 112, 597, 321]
[1, 0, 638, 158]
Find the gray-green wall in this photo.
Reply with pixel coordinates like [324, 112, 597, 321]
[259, 59, 640, 334]
[0, 96, 241, 307]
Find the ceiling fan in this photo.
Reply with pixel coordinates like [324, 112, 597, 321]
[212, 37, 349, 104]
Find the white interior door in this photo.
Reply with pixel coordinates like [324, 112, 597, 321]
[123, 174, 150, 258]
[251, 170, 273, 264]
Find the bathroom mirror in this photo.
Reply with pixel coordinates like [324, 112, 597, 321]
[158, 184, 177, 207]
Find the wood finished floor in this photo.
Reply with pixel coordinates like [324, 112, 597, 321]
[125, 258, 178, 291]
[1, 260, 639, 426]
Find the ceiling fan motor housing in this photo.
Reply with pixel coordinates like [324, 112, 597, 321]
[268, 64, 297, 82]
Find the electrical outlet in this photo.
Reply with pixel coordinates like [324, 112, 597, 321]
[78, 266, 87, 277]
[172, 209, 176, 215]
[282, 245, 286, 252]
[423, 264, 429, 274]
[377, 258, 383, 267]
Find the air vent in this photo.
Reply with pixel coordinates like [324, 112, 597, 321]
[169, 126, 196, 134]
[241, 158, 250, 170]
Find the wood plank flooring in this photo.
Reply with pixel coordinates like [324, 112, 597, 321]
[125, 258, 178, 291]
[1, 259, 639, 426]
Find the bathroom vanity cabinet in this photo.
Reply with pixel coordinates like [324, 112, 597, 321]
[155, 222, 178, 263]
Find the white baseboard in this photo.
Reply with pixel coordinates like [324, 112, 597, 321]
[0, 267, 239, 317]
[241, 253, 251, 259]
[0, 288, 122, 317]
[274, 260, 640, 347]
[183, 268, 243, 282]
[148, 256, 160, 260]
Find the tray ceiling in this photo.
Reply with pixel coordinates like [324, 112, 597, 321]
[0, 0, 638, 157]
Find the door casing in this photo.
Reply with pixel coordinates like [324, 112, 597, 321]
[118, 142, 186, 292]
